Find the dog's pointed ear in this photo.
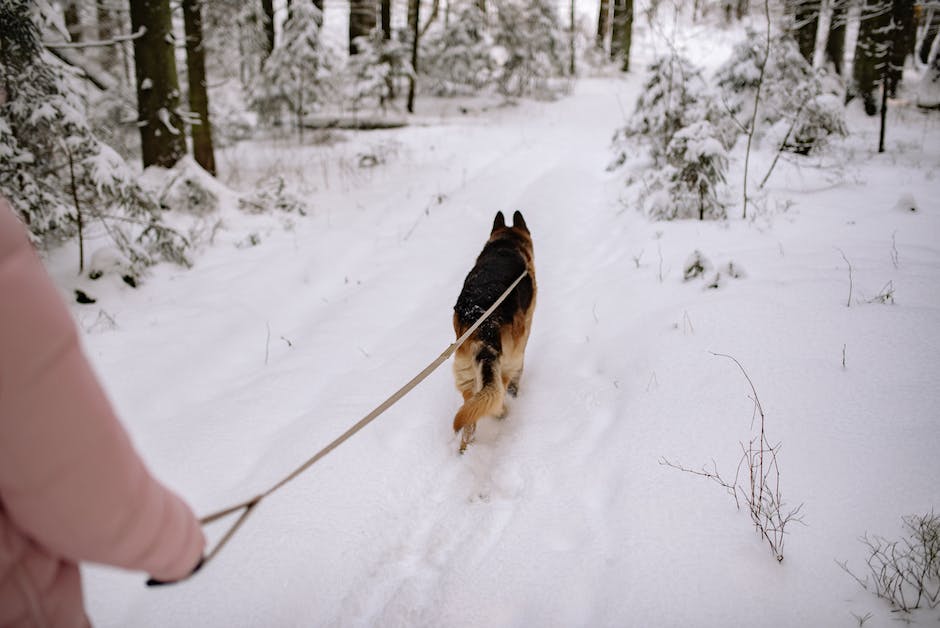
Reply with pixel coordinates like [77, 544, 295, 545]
[491, 211, 506, 233]
[512, 211, 529, 233]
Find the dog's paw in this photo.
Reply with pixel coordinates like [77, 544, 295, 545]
[507, 382, 519, 397]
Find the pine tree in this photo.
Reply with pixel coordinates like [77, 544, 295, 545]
[853, 0, 892, 116]
[826, 0, 848, 74]
[129, 0, 187, 168]
[493, 0, 568, 97]
[350, 0, 378, 55]
[407, 0, 420, 112]
[787, 0, 820, 64]
[0, 0, 189, 276]
[261, 0, 276, 57]
[183, 0, 216, 175]
[422, 2, 493, 95]
[597, 0, 611, 50]
[251, 2, 333, 137]
[887, 0, 915, 97]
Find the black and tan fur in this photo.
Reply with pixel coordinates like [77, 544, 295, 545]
[452, 211, 536, 453]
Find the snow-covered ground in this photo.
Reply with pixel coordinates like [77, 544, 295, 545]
[51, 39, 940, 627]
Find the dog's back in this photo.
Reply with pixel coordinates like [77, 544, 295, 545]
[452, 211, 536, 452]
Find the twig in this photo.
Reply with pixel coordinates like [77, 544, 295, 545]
[836, 248, 853, 307]
[44, 27, 146, 49]
[63, 141, 84, 273]
[759, 101, 807, 190]
[742, 0, 771, 219]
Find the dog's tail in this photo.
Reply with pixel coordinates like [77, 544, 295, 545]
[453, 348, 505, 448]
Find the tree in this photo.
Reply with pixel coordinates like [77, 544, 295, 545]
[852, 0, 893, 116]
[250, 1, 332, 138]
[407, 0, 420, 112]
[825, 0, 848, 74]
[421, 2, 494, 95]
[262, 0, 276, 57]
[597, 0, 611, 51]
[350, 0, 378, 55]
[129, 0, 187, 168]
[64, 0, 83, 43]
[493, 0, 568, 97]
[382, 0, 392, 38]
[182, 0, 216, 175]
[919, 7, 940, 64]
[786, 0, 820, 64]
[0, 0, 190, 277]
[886, 0, 915, 96]
[610, 0, 633, 71]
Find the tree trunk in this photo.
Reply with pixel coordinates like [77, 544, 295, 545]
[183, 0, 216, 175]
[611, 0, 633, 71]
[852, 0, 891, 116]
[788, 0, 820, 64]
[262, 0, 276, 56]
[736, 0, 749, 19]
[407, 0, 420, 113]
[569, 0, 576, 75]
[65, 1, 83, 43]
[350, 0, 377, 55]
[887, 0, 915, 96]
[826, 0, 847, 74]
[597, 0, 611, 50]
[382, 0, 392, 38]
[129, 0, 187, 169]
[920, 8, 940, 64]
[96, 2, 115, 65]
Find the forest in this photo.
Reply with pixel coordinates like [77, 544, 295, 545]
[1, 0, 939, 626]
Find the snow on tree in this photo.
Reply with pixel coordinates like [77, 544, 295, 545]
[249, 2, 335, 135]
[129, 0, 188, 169]
[715, 29, 847, 155]
[421, 2, 495, 96]
[0, 0, 189, 280]
[611, 53, 733, 221]
[346, 31, 413, 111]
[492, 0, 568, 98]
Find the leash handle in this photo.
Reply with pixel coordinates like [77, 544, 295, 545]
[148, 269, 529, 585]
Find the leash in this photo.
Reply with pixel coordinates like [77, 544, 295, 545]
[150, 269, 528, 585]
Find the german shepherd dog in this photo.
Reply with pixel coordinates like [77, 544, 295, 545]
[452, 211, 536, 453]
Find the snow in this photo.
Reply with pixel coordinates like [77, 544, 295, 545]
[39, 33, 939, 628]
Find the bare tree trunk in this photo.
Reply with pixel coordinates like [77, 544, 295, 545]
[736, 0, 749, 19]
[919, 7, 940, 63]
[887, 0, 915, 96]
[183, 0, 216, 175]
[382, 0, 392, 38]
[597, 0, 611, 50]
[570, 0, 576, 75]
[611, 0, 633, 71]
[407, 0, 420, 113]
[852, 0, 891, 116]
[787, 0, 820, 63]
[261, 0, 276, 56]
[129, 0, 187, 169]
[65, 1, 83, 42]
[96, 1, 118, 67]
[826, 0, 848, 74]
[350, 0, 377, 55]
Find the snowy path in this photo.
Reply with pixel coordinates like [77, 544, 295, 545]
[77, 77, 940, 627]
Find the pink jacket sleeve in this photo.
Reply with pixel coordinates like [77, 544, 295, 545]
[0, 199, 205, 581]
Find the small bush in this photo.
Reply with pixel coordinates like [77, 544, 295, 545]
[840, 512, 940, 613]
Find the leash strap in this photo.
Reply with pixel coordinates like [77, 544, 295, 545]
[158, 269, 529, 584]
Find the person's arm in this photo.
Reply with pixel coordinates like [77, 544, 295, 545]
[0, 199, 204, 581]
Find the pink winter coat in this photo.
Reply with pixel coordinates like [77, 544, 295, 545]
[0, 198, 205, 627]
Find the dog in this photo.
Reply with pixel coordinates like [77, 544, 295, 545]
[452, 211, 536, 453]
